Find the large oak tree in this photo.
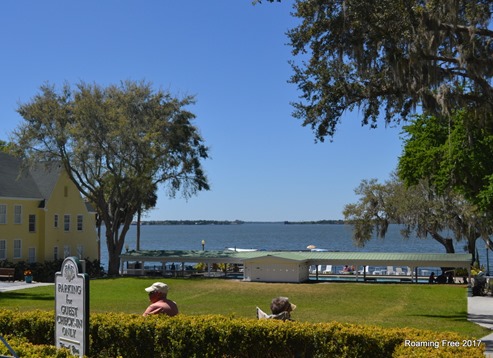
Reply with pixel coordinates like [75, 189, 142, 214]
[264, 0, 493, 141]
[343, 174, 493, 264]
[13, 80, 209, 275]
[259, 0, 493, 259]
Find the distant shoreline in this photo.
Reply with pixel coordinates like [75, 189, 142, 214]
[284, 220, 344, 225]
[132, 220, 345, 226]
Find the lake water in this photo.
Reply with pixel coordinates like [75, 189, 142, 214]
[99, 223, 493, 273]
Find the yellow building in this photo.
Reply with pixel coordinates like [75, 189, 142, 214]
[0, 153, 98, 263]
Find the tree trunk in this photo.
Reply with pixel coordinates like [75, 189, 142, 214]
[96, 214, 101, 263]
[137, 208, 141, 251]
[468, 235, 478, 265]
[430, 232, 455, 253]
[443, 238, 455, 254]
[105, 217, 133, 276]
[465, 232, 486, 265]
[428, 234, 456, 274]
[107, 243, 121, 275]
[106, 228, 121, 275]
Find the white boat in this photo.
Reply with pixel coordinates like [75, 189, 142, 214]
[226, 247, 258, 252]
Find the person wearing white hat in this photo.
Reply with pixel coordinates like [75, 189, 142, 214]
[143, 282, 179, 317]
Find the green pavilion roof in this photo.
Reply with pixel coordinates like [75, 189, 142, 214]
[120, 250, 472, 268]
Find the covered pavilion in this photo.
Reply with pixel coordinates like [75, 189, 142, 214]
[120, 250, 472, 283]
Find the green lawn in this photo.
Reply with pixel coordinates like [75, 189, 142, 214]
[0, 277, 489, 338]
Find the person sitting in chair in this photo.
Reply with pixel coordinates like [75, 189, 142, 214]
[428, 272, 436, 284]
[270, 297, 296, 321]
[257, 297, 296, 321]
[143, 282, 179, 317]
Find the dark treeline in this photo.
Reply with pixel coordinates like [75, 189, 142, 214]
[284, 220, 344, 225]
[134, 220, 344, 225]
[137, 220, 245, 226]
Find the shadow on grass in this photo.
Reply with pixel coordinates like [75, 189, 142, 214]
[408, 311, 468, 322]
[93, 276, 157, 281]
[0, 291, 54, 301]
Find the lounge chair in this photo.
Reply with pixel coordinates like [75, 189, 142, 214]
[395, 267, 405, 275]
[256, 307, 291, 321]
[373, 268, 385, 275]
[358, 266, 370, 275]
[322, 265, 332, 274]
[256, 307, 270, 319]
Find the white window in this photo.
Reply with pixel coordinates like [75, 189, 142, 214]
[0, 205, 6, 224]
[77, 215, 83, 231]
[28, 248, 36, 263]
[13, 240, 21, 259]
[0, 240, 6, 260]
[77, 244, 84, 259]
[29, 214, 36, 232]
[54, 214, 59, 228]
[64, 215, 70, 231]
[53, 246, 59, 261]
[14, 205, 22, 224]
[63, 245, 70, 258]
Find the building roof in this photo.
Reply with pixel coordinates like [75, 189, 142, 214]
[28, 161, 62, 199]
[121, 249, 240, 264]
[239, 251, 472, 268]
[120, 250, 472, 268]
[0, 153, 61, 200]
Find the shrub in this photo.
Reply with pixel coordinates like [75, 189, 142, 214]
[0, 310, 485, 358]
[0, 335, 73, 358]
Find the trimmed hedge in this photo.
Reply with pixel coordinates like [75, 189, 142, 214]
[0, 309, 485, 357]
[0, 335, 72, 358]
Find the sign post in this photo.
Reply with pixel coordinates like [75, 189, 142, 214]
[55, 257, 89, 357]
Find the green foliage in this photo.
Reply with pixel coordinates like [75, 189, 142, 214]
[13, 80, 210, 275]
[343, 172, 493, 261]
[398, 115, 450, 190]
[0, 335, 73, 358]
[0, 140, 15, 154]
[285, 0, 493, 141]
[5, 310, 55, 345]
[0, 310, 484, 357]
[195, 262, 206, 271]
[343, 178, 392, 246]
[399, 111, 493, 213]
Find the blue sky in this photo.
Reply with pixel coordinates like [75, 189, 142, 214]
[0, 1, 404, 222]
